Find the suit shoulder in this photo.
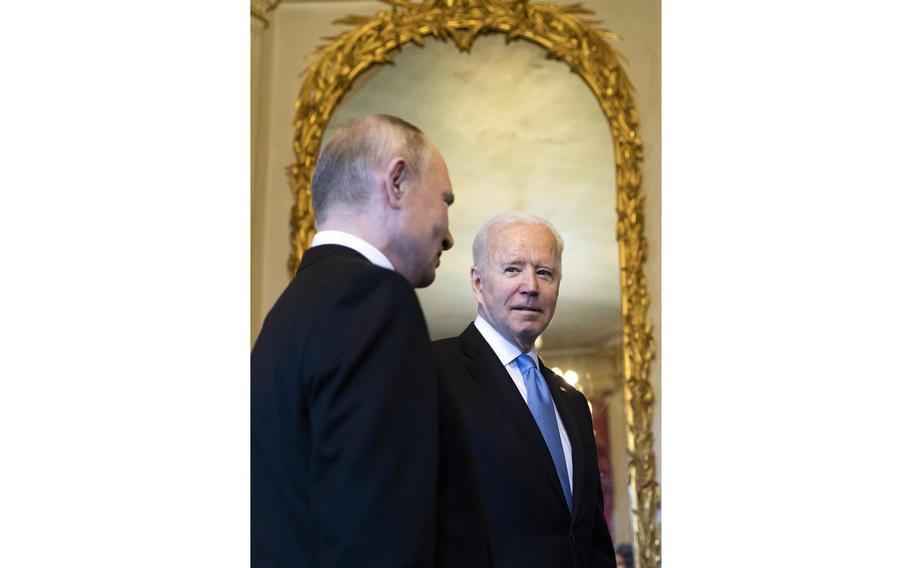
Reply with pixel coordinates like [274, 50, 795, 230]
[432, 336, 460, 353]
[566, 383, 595, 417]
[259, 260, 418, 349]
[546, 370, 589, 405]
[302, 253, 402, 284]
[352, 266, 420, 312]
[357, 261, 411, 291]
[558, 376, 587, 400]
[299, 257, 415, 304]
[431, 337, 464, 373]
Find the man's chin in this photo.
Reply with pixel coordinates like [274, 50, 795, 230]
[510, 311, 546, 326]
[412, 270, 436, 289]
[512, 323, 544, 341]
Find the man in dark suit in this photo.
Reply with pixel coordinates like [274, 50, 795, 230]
[252, 115, 488, 567]
[434, 212, 617, 568]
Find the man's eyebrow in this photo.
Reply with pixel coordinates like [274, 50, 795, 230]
[443, 192, 454, 205]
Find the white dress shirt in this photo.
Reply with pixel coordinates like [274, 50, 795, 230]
[311, 230, 395, 271]
[473, 315, 573, 491]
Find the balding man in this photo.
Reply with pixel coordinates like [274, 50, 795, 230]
[252, 115, 488, 567]
[434, 212, 617, 568]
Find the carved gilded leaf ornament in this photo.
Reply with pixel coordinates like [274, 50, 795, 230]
[251, 0, 280, 27]
[286, 0, 659, 564]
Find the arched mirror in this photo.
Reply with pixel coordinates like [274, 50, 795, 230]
[325, 31, 633, 549]
[287, 0, 658, 565]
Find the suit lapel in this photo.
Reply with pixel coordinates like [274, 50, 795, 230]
[459, 324, 568, 513]
[540, 361, 586, 519]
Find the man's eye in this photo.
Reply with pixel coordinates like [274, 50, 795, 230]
[504, 267, 519, 273]
[537, 270, 553, 278]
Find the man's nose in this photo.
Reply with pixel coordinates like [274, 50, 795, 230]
[442, 230, 454, 251]
[520, 271, 539, 294]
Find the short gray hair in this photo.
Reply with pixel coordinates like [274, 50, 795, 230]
[472, 211, 565, 274]
[311, 114, 433, 224]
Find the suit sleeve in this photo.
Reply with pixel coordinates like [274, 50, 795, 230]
[309, 269, 438, 566]
[580, 393, 618, 568]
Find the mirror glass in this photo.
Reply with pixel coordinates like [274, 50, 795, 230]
[323, 35, 632, 547]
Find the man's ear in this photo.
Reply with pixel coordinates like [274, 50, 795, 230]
[470, 266, 484, 304]
[381, 157, 408, 209]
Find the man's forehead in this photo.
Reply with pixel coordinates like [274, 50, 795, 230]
[425, 150, 452, 189]
[490, 240, 557, 262]
[427, 145, 449, 174]
[491, 251, 557, 264]
[492, 223, 555, 245]
[485, 224, 557, 262]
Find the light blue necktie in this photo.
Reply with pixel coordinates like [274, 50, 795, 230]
[515, 354, 572, 510]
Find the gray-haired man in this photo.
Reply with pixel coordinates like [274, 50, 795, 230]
[253, 115, 489, 567]
[434, 211, 617, 568]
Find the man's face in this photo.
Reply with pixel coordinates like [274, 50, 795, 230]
[472, 222, 561, 352]
[398, 147, 455, 288]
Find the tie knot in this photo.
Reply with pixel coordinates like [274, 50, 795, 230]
[515, 353, 537, 374]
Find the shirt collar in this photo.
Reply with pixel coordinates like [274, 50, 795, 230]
[474, 314, 539, 369]
[311, 230, 394, 271]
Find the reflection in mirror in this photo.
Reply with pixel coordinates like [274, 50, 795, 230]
[324, 35, 632, 546]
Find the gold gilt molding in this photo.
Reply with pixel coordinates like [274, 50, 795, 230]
[287, 0, 659, 565]
[251, 0, 280, 27]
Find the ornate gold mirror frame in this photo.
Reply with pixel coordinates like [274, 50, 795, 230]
[286, 0, 659, 564]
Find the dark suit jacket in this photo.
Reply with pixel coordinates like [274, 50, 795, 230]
[433, 323, 617, 568]
[252, 245, 489, 567]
